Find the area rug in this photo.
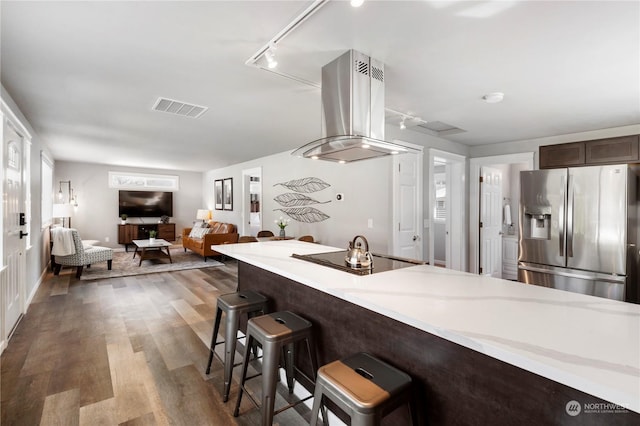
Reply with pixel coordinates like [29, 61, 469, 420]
[79, 247, 224, 280]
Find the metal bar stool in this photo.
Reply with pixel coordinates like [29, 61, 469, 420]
[310, 352, 414, 426]
[233, 311, 322, 426]
[205, 290, 268, 402]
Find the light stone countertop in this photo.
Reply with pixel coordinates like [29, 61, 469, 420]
[214, 240, 640, 413]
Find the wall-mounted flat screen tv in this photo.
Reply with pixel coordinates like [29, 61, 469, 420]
[119, 190, 173, 217]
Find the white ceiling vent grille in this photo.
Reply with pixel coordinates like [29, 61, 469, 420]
[417, 121, 466, 136]
[152, 97, 208, 118]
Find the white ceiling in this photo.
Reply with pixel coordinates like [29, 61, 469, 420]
[2, 1, 639, 172]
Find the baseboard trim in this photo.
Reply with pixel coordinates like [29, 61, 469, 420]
[26, 266, 47, 307]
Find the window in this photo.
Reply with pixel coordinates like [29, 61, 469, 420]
[41, 151, 53, 227]
[108, 171, 179, 191]
[434, 172, 446, 222]
[435, 199, 446, 221]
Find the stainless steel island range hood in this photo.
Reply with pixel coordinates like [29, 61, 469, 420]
[292, 50, 417, 163]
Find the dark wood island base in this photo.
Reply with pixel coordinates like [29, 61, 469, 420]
[238, 261, 639, 425]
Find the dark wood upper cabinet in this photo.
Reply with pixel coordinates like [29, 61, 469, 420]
[539, 142, 585, 168]
[585, 135, 639, 164]
[539, 135, 639, 169]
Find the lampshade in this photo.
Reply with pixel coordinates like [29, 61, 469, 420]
[196, 209, 211, 220]
[52, 203, 74, 218]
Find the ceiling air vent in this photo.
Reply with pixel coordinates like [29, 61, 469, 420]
[417, 121, 466, 136]
[152, 97, 208, 118]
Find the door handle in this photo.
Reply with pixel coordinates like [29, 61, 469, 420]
[20, 231, 29, 239]
[567, 174, 574, 258]
[412, 235, 420, 241]
[559, 174, 565, 257]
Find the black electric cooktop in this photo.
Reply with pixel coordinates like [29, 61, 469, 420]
[291, 250, 425, 276]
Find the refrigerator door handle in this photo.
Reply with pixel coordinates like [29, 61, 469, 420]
[559, 175, 565, 257]
[566, 174, 574, 258]
[518, 264, 626, 284]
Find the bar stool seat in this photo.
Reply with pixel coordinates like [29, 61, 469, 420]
[205, 290, 268, 402]
[233, 311, 322, 426]
[310, 352, 413, 426]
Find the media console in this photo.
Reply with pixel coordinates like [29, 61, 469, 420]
[118, 223, 176, 252]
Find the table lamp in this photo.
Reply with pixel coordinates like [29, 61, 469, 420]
[52, 203, 75, 228]
[196, 209, 211, 223]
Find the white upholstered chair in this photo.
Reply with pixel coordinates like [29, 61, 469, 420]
[53, 229, 113, 278]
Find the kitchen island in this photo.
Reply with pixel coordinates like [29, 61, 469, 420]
[215, 240, 640, 425]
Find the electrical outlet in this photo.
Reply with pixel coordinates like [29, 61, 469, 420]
[367, 219, 373, 228]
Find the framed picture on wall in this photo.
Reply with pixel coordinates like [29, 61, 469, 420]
[223, 178, 233, 211]
[214, 179, 223, 210]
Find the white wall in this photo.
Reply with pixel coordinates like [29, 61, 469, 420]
[54, 161, 203, 249]
[205, 151, 396, 253]
[204, 126, 470, 255]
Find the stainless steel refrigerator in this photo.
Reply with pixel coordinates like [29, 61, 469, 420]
[518, 164, 639, 303]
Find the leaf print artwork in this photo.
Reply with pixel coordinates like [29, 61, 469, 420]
[274, 177, 330, 193]
[275, 207, 330, 223]
[273, 193, 331, 207]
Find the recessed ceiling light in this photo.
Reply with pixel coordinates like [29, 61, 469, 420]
[311, 155, 319, 160]
[482, 92, 504, 103]
[351, 0, 365, 7]
[338, 160, 346, 164]
[361, 144, 370, 149]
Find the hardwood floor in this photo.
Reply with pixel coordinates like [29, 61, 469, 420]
[1, 260, 311, 425]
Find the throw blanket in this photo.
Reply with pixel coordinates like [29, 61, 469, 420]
[51, 227, 76, 256]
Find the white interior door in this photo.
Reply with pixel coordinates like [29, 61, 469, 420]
[444, 164, 452, 267]
[447, 159, 464, 270]
[3, 120, 26, 339]
[480, 166, 503, 277]
[392, 151, 423, 260]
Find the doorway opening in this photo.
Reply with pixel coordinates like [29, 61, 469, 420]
[469, 153, 535, 275]
[428, 149, 465, 271]
[241, 167, 262, 237]
[391, 142, 423, 261]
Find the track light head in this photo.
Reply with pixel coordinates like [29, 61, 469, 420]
[265, 47, 277, 69]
